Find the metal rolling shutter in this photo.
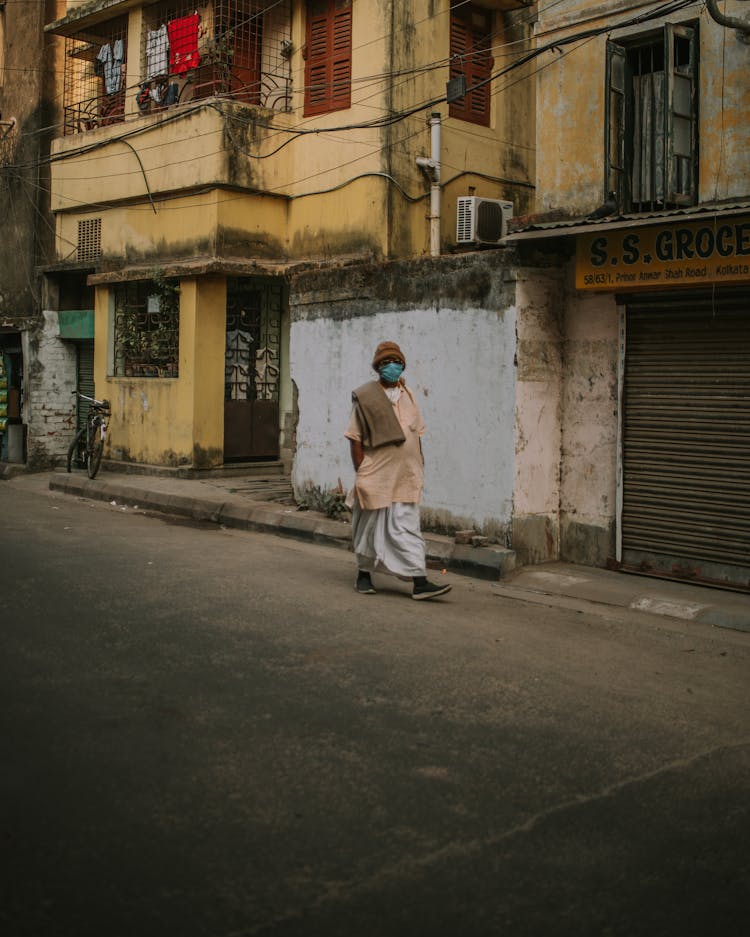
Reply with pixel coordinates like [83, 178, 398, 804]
[76, 341, 95, 434]
[622, 291, 750, 589]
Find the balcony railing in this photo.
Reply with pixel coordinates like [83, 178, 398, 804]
[62, 1, 292, 135]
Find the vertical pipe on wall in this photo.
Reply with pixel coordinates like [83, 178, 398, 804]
[428, 112, 441, 257]
[416, 112, 442, 257]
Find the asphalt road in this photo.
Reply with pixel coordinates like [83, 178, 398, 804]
[1, 480, 749, 937]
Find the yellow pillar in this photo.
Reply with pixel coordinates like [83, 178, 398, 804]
[180, 277, 226, 468]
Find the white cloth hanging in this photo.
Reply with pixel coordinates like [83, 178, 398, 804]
[146, 25, 169, 80]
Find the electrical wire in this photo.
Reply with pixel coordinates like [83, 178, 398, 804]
[2, 0, 699, 212]
[7, 0, 553, 144]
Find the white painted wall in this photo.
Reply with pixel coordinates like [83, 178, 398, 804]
[290, 304, 518, 533]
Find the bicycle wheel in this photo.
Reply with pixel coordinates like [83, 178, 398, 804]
[66, 429, 87, 472]
[87, 424, 105, 479]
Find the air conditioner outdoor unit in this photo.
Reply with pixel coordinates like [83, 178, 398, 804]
[456, 196, 514, 245]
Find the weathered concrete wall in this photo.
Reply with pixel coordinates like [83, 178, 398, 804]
[534, 1, 750, 215]
[699, 3, 750, 201]
[512, 261, 621, 568]
[0, 0, 63, 320]
[0, 2, 67, 466]
[289, 254, 518, 539]
[23, 310, 77, 467]
[560, 276, 619, 565]
[512, 268, 564, 564]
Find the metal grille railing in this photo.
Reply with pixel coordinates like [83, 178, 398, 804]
[63, 15, 128, 136]
[63, 3, 292, 134]
[138, 0, 292, 115]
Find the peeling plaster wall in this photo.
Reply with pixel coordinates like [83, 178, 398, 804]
[23, 310, 77, 467]
[699, 7, 750, 201]
[512, 269, 564, 564]
[560, 280, 620, 565]
[289, 256, 518, 538]
[513, 263, 620, 567]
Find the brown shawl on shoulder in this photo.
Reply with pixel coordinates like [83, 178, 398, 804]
[351, 380, 406, 449]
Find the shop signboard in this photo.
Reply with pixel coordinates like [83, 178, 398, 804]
[576, 215, 750, 290]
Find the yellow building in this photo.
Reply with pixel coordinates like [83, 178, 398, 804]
[44, 0, 536, 471]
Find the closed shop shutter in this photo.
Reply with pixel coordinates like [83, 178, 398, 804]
[622, 290, 750, 589]
[76, 340, 95, 434]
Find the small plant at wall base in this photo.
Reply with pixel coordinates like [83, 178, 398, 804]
[297, 481, 350, 521]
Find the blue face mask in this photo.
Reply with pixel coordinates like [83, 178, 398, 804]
[379, 362, 404, 383]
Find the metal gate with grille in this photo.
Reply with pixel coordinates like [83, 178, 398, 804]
[224, 278, 283, 462]
[621, 290, 750, 589]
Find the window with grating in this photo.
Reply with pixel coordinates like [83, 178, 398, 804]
[606, 25, 697, 212]
[113, 280, 180, 379]
[139, 1, 292, 113]
[77, 218, 102, 262]
[63, 15, 128, 135]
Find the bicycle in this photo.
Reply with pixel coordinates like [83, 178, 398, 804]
[66, 391, 111, 479]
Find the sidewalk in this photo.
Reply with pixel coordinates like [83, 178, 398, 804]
[46, 467, 517, 581]
[9, 466, 750, 634]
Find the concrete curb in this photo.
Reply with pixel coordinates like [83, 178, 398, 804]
[49, 473, 513, 580]
[493, 566, 750, 635]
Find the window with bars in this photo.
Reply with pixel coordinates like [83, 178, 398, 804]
[113, 280, 180, 379]
[138, 0, 292, 114]
[304, 0, 352, 117]
[606, 25, 698, 212]
[77, 218, 102, 262]
[63, 15, 128, 136]
[449, 3, 493, 127]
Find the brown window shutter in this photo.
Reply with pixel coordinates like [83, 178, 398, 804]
[449, 5, 493, 127]
[304, 0, 352, 116]
[330, 5, 352, 109]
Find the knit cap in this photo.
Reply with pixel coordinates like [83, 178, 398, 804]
[372, 341, 406, 370]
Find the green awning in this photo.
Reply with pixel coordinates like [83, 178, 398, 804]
[58, 310, 95, 340]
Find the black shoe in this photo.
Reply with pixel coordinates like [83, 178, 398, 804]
[356, 572, 376, 595]
[412, 580, 452, 601]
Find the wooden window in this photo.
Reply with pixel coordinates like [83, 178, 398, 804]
[304, 0, 352, 117]
[606, 24, 698, 212]
[449, 3, 493, 127]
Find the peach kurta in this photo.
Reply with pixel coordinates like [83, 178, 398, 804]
[345, 383, 425, 511]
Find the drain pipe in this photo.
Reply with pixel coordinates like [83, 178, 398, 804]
[707, 0, 750, 42]
[416, 112, 442, 257]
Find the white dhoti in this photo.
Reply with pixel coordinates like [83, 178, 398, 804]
[352, 501, 426, 579]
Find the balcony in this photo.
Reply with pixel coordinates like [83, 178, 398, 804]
[46, 0, 293, 137]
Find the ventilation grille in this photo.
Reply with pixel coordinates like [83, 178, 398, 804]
[77, 218, 102, 262]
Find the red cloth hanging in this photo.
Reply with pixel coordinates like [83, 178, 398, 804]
[168, 13, 201, 74]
